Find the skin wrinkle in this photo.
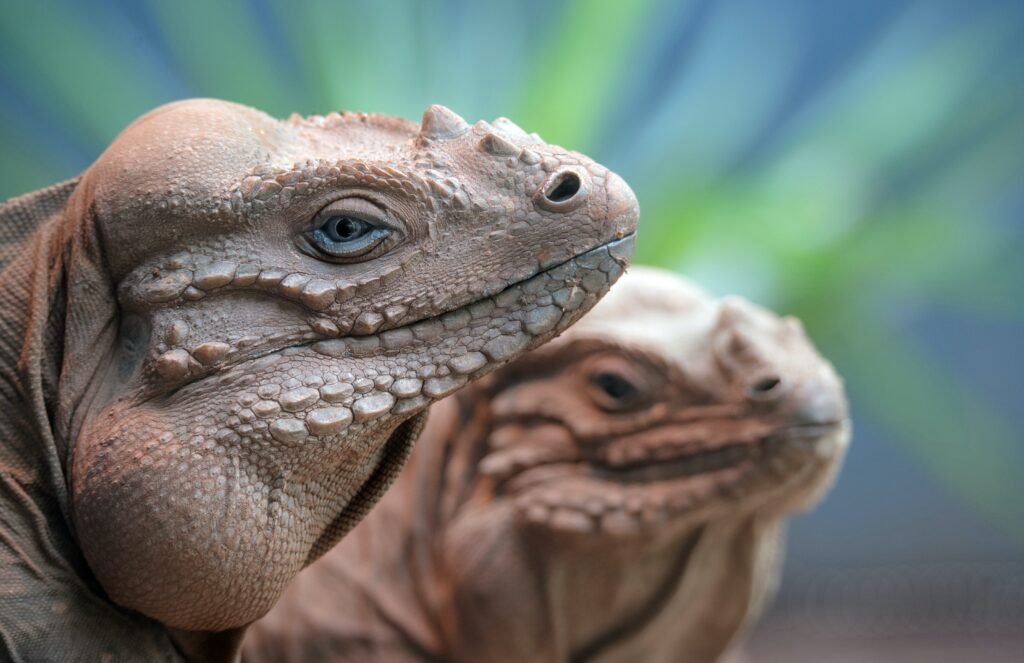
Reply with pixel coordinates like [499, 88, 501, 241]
[245, 267, 850, 663]
[0, 99, 638, 660]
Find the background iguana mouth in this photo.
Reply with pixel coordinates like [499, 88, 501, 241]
[496, 422, 849, 536]
[595, 442, 757, 482]
[593, 420, 847, 482]
[495, 422, 848, 498]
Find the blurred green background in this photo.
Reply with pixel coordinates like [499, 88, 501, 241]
[1, 0, 1022, 655]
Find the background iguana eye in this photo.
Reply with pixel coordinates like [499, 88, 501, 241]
[588, 371, 644, 412]
[581, 353, 652, 411]
[304, 198, 395, 261]
[592, 372, 637, 400]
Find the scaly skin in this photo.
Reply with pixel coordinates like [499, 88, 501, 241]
[245, 267, 849, 663]
[0, 100, 637, 660]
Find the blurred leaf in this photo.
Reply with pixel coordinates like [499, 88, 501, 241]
[772, 5, 1018, 181]
[0, 123, 66, 198]
[0, 0, 165, 147]
[638, 6, 1020, 278]
[410, 1, 534, 120]
[278, 0, 424, 119]
[621, 0, 803, 183]
[514, 0, 665, 150]
[145, 0, 303, 116]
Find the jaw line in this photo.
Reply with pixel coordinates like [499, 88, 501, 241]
[169, 234, 636, 398]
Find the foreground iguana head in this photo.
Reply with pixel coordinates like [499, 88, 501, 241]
[243, 267, 847, 663]
[50, 99, 637, 633]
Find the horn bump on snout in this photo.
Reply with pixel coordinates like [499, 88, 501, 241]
[479, 133, 519, 156]
[420, 105, 470, 140]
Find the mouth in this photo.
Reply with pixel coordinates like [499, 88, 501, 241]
[503, 419, 848, 534]
[593, 442, 756, 483]
[593, 420, 847, 483]
[499, 418, 847, 496]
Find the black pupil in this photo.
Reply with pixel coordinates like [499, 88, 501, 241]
[593, 373, 636, 400]
[328, 216, 366, 242]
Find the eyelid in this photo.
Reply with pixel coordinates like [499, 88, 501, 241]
[315, 197, 391, 228]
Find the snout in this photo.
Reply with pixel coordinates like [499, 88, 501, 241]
[789, 370, 848, 427]
[604, 171, 639, 239]
[750, 364, 848, 428]
[533, 165, 638, 247]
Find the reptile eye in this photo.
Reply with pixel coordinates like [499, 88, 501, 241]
[582, 353, 651, 412]
[303, 198, 396, 262]
[309, 216, 389, 259]
[324, 216, 373, 242]
[591, 372, 637, 402]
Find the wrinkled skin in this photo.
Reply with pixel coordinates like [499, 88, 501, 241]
[245, 267, 849, 663]
[0, 99, 637, 660]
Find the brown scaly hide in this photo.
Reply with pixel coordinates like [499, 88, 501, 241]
[0, 100, 637, 660]
[245, 266, 850, 663]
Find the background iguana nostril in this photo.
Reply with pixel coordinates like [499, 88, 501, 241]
[244, 266, 849, 663]
[0, 99, 638, 660]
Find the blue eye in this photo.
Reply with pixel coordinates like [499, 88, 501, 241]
[323, 215, 373, 242]
[306, 211, 392, 260]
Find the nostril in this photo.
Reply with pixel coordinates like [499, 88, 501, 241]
[535, 169, 589, 213]
[545, 171, 581, 203]
[747, 375, 783, 400]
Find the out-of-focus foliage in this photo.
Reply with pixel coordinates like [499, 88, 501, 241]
[0, 0, 1021, 555]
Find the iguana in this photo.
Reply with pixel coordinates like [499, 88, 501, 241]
[0, 99, 638, 661]
[244, 266, 849, 663]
